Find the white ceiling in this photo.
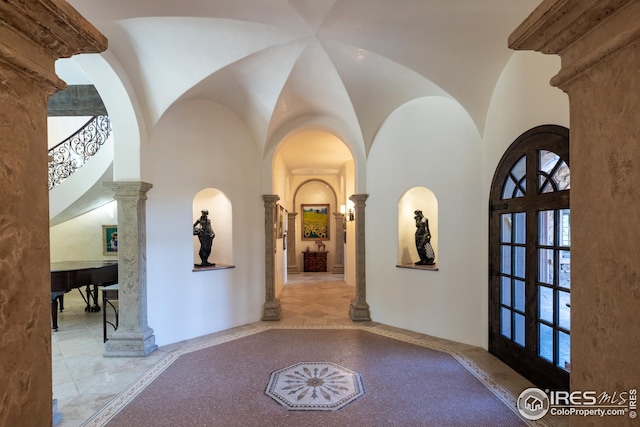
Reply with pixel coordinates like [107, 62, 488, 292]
[61, 0, 541, 174]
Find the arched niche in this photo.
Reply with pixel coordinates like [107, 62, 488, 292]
[192, 188, 233, 269]
[397, 187, 439, 269]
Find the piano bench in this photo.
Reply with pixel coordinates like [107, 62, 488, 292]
[101, 284, 119, 343]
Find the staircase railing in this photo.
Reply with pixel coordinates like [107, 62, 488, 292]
[48, 115, 112, 190]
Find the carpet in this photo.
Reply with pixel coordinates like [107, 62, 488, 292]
[87, 327, 530, 427]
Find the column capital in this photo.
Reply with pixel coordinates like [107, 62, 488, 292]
[509, 0, 640, 89]
[263, 194, 280, 206]
[349, 194, 369, 205]
[0, 0, 107, 90]
[104, 181, 153, 197]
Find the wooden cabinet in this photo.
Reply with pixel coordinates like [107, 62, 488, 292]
[303, 251, 327, 272]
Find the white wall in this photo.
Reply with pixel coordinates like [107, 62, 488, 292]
[367, 96, 485, 347]
[480, 51, 569, 347]
[143, 99, 264, 346]
[50, 201, 118, 262]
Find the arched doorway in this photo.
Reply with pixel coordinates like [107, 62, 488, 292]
[489, 125, 570, 391]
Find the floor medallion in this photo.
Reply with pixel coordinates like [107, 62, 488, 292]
[265, 361, 365, 411]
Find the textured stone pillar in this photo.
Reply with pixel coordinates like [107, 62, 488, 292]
[0, 2, 106, 426]
[332, 213, 345, 274]
[511, 2, 640, 425]
[104, 182, 157, 356]
[349, 194, 371, 321]
[286, 212, 299, 274]
[263, 195, 281, 320]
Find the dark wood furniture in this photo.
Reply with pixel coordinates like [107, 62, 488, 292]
[101, 284, 119, 343]
[50, 260, 118, 330]
[303, 251, 328, 272]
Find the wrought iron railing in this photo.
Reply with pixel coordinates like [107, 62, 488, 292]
[48, 115, 112, 190]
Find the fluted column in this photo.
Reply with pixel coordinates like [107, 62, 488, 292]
[262, 195, 281, 320]
[332, 213, 345, 274]
[349, 194, 371, 321]
[104, 182, 157, 357]
[0, 2, 106, 426]
[511, 3, 640, 425]
[286, 212, 299, 274]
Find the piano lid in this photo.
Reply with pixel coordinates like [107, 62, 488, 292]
[51, 260, 118, 272]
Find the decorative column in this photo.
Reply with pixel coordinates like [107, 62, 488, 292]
[511, 2, 640, 425]
[104, 182, 157, 356]
[263, 195, 282, 320]
[332, 212, 345, 274]
[286, 212, 299, 274]
[349, 194, 371, 321]
[0, 2, 106, 426]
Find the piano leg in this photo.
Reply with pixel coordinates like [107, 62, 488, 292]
[79, 285, 101, 312]
[51, 292, 64, 330]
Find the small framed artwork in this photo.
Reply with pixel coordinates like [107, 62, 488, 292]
[277, 205, 285, 239]
[301, 204, 330, 240]
[102, 225, 118, 255]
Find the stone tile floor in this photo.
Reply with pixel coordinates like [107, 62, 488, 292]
[52, 272, 567, 427]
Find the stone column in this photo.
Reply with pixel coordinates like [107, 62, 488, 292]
[0, 2, 106, 426]
[286, 212, 299, 274]
[332, 213, 345, 274]
[349, 194, 371, 321]
[511, 2, 640, 425]
[104, 182, 157, 357]
[263, 195, 282, 320]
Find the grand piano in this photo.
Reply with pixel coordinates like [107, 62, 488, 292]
[50, 260, 118, 330]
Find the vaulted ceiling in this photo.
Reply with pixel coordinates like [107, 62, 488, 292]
[61, 0, 541, 172]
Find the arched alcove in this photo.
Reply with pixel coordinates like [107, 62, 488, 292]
[397, 187, 438, 268]
[192, 188, 233, 269]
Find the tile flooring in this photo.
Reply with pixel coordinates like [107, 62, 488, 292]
[52, 273, 567, 427]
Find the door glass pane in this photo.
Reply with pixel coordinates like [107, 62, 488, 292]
[514, 212, 525, 244]
[502, 177, 516, 200]
[501, 245, 511, 274]
[538, 286, 553, 323]
[558, 291, 570, 330]
[514, 246, 525, 278]
[539, 323, 553, 362]
[558, 331, 571, 370]
[514, 313, 525, 346]
[560, 209, 570, 246]
[501, 214, 512, 243]
[559, 250, 570, 289]
[500, 308, 512, 338]
[514, 280, 525, 312]
[538, 210, 554, 246]
[554, 161, 571, 191]
[500, 277, 511, 306]
[538, 248, 554, 284]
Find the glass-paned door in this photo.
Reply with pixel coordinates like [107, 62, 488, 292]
[489, 125, 570, 391]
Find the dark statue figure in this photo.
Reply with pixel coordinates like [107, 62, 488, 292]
[414, 210, 435, 265]
[193, 209, 215, 267]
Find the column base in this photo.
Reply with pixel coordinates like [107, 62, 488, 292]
[349, 300, 371, 321]
[104, 327, 157, 357]
[262, 299, 282, 321]
[332, 264, 344, 274]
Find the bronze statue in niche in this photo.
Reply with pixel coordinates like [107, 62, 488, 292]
[414, 210, 435, 265]
[193, 209, 216, 267]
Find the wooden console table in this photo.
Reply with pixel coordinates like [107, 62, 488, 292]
[303, 251, 328, 272]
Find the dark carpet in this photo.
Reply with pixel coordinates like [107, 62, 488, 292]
[104, 329, 527, 427]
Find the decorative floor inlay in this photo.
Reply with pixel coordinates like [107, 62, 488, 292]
[265, 362, 365, 411]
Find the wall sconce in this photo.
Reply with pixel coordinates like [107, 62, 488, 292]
[340, 204, 355, 222]
[347, 208, 354, 222]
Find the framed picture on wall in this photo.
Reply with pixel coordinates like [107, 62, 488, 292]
[301, 204, 330, 240]
[277, 205, 285, 238]
[102, 225, 118, 255]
